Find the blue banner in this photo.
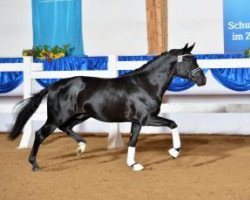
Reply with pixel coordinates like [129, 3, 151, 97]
[32, 0, 84, 56]
[224, 0, 250, 53]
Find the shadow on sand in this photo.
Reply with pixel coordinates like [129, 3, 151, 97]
[41, 134, 250, 172]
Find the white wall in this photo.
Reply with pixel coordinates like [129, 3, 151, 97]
[0, 0, 224, 56]
[168, 0, 224, 54]
[0, 0, 33, 57]
[82, 0, 148, 55]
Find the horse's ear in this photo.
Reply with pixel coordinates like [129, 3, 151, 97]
[186, 43, 195, 53]
[183, 43, 189, 51]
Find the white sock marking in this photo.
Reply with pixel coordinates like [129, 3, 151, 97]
[127, 146, 136, 166]
[77, 142, 86, 154]
[127, 146, 144, 171]
[171, 128, 181, 149]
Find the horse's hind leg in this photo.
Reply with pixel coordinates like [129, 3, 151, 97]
[59, 114, 89, 155]
[29, 122, 57, 171]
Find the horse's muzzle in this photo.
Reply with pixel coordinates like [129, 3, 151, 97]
[196, 76, 206, 86]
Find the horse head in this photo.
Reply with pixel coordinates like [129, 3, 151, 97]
[170, 43, 206, 86]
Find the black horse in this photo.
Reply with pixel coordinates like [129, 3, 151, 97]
[9, 43, 206, 171]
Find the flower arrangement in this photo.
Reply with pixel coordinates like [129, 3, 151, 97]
[22, 45, 70, 61]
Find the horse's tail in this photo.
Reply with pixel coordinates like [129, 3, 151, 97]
[8, 88, 49, 140]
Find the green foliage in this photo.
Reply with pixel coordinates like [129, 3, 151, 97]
[22, 45, 70, 61]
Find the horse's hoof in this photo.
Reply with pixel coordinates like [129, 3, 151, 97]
[32, 166, 41, 172]
[168, 148, 180, 159]
[76, 142, 86, 155]
[129, 163, 144, 171]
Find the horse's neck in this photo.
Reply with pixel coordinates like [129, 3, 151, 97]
[136, 56, 176, 98]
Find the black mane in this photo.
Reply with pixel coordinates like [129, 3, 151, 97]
[120, 51, 170, 77]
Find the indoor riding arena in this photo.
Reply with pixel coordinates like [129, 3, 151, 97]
[1, 0, 250, 200]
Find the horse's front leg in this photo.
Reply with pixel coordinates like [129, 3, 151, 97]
[145, 115, 181, 158]
[127, 122, 144, 171]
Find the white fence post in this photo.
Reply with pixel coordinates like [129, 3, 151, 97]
[107, 55, 124, 149]
[19, 56, 34, 148]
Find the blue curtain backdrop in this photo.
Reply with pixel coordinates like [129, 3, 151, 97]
[32, 0, 84, 56]
[0, 58, 23, 94]
[0, 55, 250, 93]
[36, 56, 108, 87]
[211, 68, 250, 91]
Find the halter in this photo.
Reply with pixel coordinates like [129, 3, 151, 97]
[188, 67, 202, 78]
[177, 54, 191, 62]
[177, 54, 202, 78]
